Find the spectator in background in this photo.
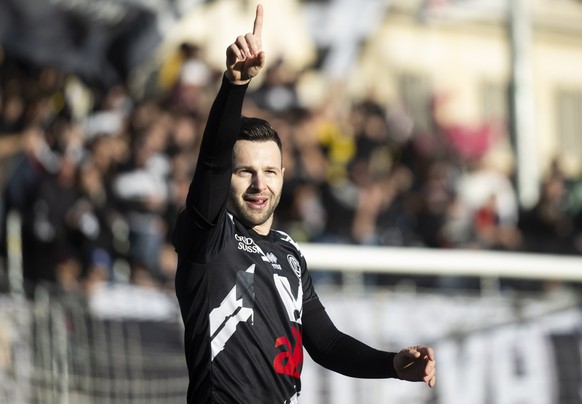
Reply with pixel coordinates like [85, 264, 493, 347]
[0, 90, 26, 134]
[249, 57, 300, 114]
[83, 84, 132, 142]
[566, 171, 582, 255]
[81, 247, 113, 295]
[416, 159, 459, 249]
[112, 120, 171, 286]
[519, 161, 577, 255]
[0, 90, 27, 261]
[21, 149, 81, 293]
[71, 158, 116, 277]
[314, 110, 358, 245]
[163, 113, 201, 230]
[278, 111, 328, 239]
[163, 42, 217, 116]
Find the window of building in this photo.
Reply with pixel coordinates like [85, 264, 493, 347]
[397, 73, 433, 135]
[480, 81, 508, 122]
[556, 88, 582, 161]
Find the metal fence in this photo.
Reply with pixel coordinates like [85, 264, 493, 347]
[0, 288, 188, 404]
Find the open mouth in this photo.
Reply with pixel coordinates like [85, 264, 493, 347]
[244, 195, 268, 209]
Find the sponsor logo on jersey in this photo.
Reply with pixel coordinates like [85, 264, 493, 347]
[235, 233, 264, 254]
[273, 325, 303, 379]
[266, 252, 282, 270]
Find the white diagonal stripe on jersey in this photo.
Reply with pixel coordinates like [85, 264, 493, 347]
[209, 264, 255, 360]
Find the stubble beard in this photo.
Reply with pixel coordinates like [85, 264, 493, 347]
[227, 190, 281, 229]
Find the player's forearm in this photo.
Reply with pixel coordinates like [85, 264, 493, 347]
[302, 299, 398, 379]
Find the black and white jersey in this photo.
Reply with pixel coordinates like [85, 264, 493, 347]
[172, 76, 319, 403]
[174, 207, 319, 403]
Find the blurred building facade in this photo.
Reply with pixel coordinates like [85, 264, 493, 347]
[345, 0, 582, 186]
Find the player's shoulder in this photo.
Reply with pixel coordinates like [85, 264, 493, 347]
[273, 229, 303, 257]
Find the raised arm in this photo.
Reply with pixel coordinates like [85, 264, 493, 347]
[185, 5, 266, 229]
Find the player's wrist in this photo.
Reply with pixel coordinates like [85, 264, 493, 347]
[225, 70, 251, 85]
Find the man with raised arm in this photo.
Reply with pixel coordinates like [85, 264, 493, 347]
[172, 5, 436, 403]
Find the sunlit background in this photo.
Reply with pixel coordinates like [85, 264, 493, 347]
[1, 0, 582, 403]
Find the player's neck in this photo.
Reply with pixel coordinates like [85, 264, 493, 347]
[252, 217, 273, 236]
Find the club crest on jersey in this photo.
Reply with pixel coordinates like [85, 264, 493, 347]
[266, 252, 282, 270]
[287, 254, 301, 279]
[235, 234, 263, 254]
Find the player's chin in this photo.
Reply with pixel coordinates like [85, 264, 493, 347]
[240, 209, 270, 227]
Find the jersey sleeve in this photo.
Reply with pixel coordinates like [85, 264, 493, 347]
[300, 254, 319, 305]
[186, 75, 249, 230]
[302, 298, 398, 379]
[172, 76, 248, 256]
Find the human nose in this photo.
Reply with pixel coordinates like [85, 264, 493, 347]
[251, 172, 267, 191]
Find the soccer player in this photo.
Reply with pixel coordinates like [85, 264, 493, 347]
[172, 5, 436, 403]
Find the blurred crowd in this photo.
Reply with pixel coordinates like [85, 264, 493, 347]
[1, 42, 582, 298]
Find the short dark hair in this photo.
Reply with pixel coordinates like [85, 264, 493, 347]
[239, 116, 282, 152]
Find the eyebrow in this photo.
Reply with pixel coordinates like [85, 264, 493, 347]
[233, 164, 281, 171]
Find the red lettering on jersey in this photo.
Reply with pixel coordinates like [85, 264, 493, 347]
[273, 326, 303, 378]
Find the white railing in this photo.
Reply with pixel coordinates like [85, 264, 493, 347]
[299, 243, 582, 281]
[6, 208, 582, 296]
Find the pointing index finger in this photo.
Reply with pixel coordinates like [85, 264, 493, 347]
[253, 4, 263, 37]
